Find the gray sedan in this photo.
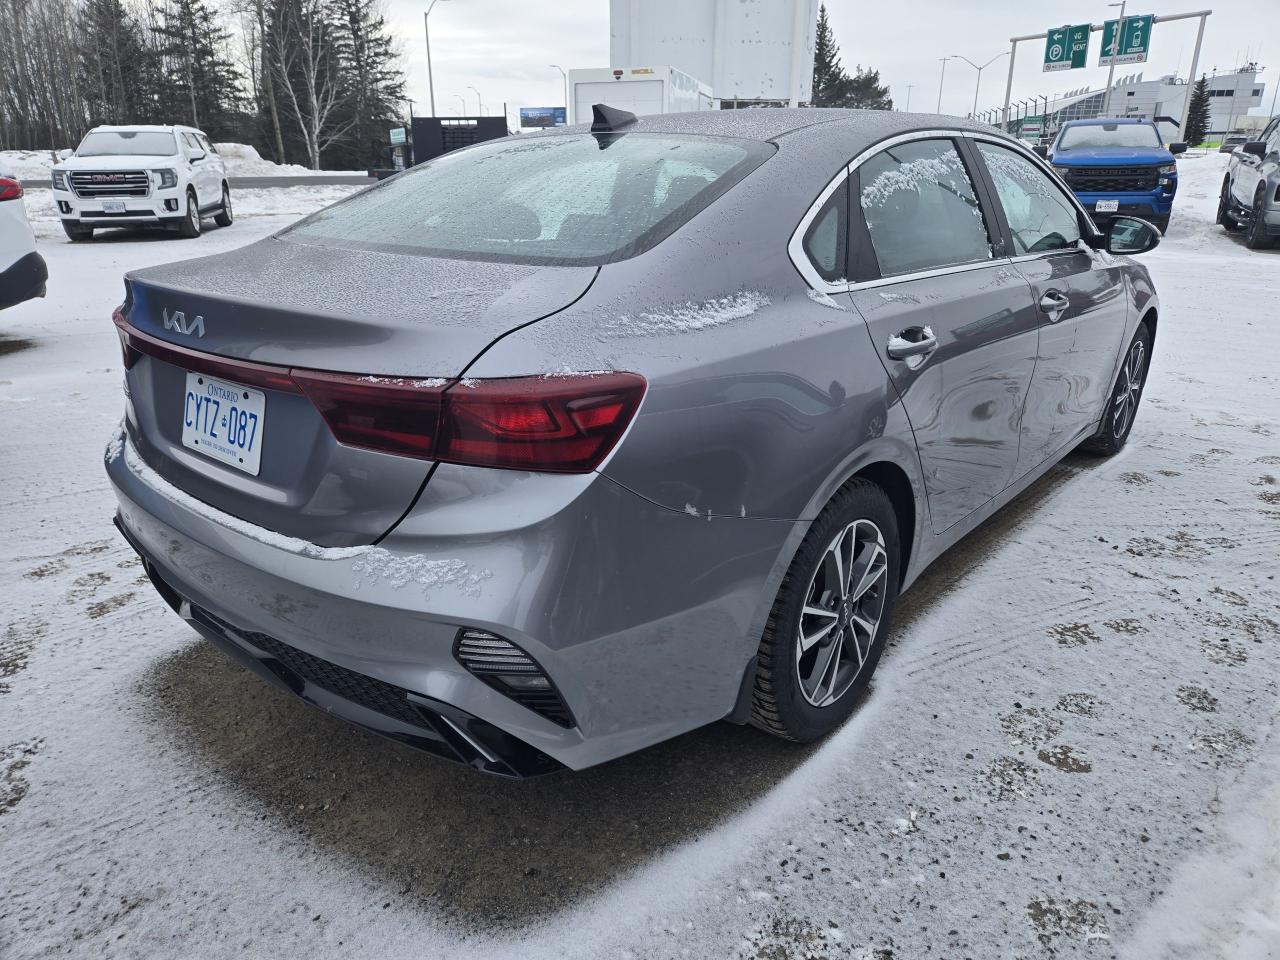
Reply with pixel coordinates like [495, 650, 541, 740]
[105, 107, 1162, 775]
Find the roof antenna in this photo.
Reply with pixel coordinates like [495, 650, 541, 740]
[591, 103, 637, 133]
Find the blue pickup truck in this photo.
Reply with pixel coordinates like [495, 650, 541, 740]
[1037, 118, 1187, 234]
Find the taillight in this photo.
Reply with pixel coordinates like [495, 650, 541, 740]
[0, 177, 22, 201]
[292, 371, 445, 460]
[437, 374, 646, 473]
[112, 306, 140, 369]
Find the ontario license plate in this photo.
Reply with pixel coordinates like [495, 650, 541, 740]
[1094, 199, 1119, 213]
[102, 200, 126, 214]
[180, 372, 266, 475]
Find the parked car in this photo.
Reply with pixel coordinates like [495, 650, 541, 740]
[0, 162, 47, 311]
[1218, 135, 1249, 154]
[106, 107, 1162, 776]
[50, 124, 232, 241]
[1038, 117, 1186, 234]
[1217, 115, 1280, 249]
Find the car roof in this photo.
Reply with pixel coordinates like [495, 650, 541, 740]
[544, 107, 992, 145]
[1061, 117, 1152, 128]
[85, 125, 203, 135]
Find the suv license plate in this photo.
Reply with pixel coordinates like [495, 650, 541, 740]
[102, 200, 126, 214]
[181, 372, 266, 475]
[1095, 199, 1119, 213]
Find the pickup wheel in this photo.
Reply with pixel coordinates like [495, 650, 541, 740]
[61, 221, 93, 242]
[1217, 176, 1242, 232]
[176, 189, 201, 239]
[213, 183, 233, 228]
[1244, 186, 1274, 250]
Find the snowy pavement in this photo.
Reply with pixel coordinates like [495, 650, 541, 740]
[1, 156, 1278, 959]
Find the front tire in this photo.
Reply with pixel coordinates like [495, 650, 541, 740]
[213, 183, 233, 228]
[1217, 176, 1242, 232]
[62, 221, 93, 242]
[751, 479, 900, 742]
[176, 189, 201, 239]
[1081, 321, 1151, 456]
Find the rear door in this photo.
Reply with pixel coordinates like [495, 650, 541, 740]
[846, 135, 1040, 535]
[969, 138, 1129, 476]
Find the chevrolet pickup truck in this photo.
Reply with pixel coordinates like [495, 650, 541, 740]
[1037, 118, 1186, 234]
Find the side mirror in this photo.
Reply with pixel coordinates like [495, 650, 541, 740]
[189, 148, 206, 161]
[1106, 216, 1160, 256]
[1032, 144, 1048, 158]
[57, 148, 73, 160]
[1168, 142, 1187, 155]
[1242, 141, 1267, 159]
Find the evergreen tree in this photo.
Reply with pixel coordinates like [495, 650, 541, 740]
[151, 0, 243, 137]
[810, 3, 845, 107]
[845, 65, 894, 110]
[1185, 74, 1210, 146]
[77, 0, 150, 125]
[328, 0, 403, 168]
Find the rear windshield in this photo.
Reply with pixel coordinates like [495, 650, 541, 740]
[77, 131, 177, 157]
[1057, 124, 1162, 150]
[282, 132, 773, 265]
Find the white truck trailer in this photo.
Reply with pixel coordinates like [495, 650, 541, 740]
[566, 66, 715, 125]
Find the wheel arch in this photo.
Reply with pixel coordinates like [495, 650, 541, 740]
[852, 460, 915, 590]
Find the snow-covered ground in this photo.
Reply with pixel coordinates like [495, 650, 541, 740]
[0, 142, 362, 180]
[1, 155, 1277, 959]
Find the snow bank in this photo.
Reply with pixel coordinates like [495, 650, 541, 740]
[0, 149, 57, 179]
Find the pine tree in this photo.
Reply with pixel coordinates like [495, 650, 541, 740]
[328, 0, 404, 168]
[1185, 74, 1210, 146]
[77, 0, 150, 126]
[151, 0, 243, 137]
[811, 3, 846, 107]
[846, 66, 894, 110]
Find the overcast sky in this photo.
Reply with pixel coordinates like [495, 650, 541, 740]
[383, 0, 1276, 126]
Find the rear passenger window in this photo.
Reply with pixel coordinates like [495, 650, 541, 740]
[977, 142, 1081, 255]
[858, 139, 993, 277]
[802, 180, 847, 282]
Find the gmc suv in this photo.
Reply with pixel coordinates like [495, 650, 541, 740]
[1039, 118, 1186, 234]
[50, 125, 232, 241]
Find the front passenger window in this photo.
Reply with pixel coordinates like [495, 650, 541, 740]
[977, 142, 1082, 255]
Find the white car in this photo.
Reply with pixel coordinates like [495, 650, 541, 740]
[50, 125, 232, 241]
[0, 162, 47, 310]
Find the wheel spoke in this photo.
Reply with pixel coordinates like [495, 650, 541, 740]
[810, 630, 843, 704]
[799, 614, 837, 652]
[849, 541, 887, 603]
[824, 539, 846, 602]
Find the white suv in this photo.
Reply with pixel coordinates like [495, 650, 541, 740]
[0, 161, 47, 310]
[50, 125, 232, 241]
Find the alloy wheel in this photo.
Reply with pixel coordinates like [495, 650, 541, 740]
[189, 196, 200, 233]
[1112, 338, 1146, 439]
[795, 518, 889, 708]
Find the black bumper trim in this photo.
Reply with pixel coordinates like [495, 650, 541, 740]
[113, 513, 565, 778]
[0, 250, 47, 311]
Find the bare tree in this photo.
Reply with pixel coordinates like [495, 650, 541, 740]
[267, 0, 352, 169]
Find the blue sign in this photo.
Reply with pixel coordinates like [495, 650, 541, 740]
[520, 107, 566, 129]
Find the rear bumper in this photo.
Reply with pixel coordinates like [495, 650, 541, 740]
[105, 422, 795, 772]
[0, 250, 47, 310]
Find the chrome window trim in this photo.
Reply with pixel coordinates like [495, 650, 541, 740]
[787, 127, 1100, 294]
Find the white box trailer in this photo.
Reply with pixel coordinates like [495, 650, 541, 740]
[567, 66, 714, 126]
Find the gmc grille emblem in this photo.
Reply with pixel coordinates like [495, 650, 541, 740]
[162, 308, 205, 338]
[92, 174, 125, 182]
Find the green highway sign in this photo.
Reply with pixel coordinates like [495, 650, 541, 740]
[1043, 23, 1091, 72]
[1099, 14, 1154, 66]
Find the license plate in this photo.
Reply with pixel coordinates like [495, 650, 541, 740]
[181, 372, 266, 475]
[102, 200, 126, 214]
[1094, 199, 1119, 213]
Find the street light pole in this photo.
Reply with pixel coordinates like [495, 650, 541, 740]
[468, 85, 483, 115]
[952, 52, 1010, 119]
[454, 93, 466, 115]
[1102, 0, 1126, 117]
[423, 0, 449, 117]
[937, 57, 950, 113]
[550, 64, 568, 120]
[904, 84, 914, 111]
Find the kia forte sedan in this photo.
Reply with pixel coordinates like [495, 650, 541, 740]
[106, 107, 1162, 776]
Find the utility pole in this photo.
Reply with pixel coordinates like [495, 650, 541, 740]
[937, 57, 950, 113]
[423, 0, 450, 117]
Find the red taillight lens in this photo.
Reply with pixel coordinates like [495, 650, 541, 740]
[292, 371, 445, 459]
[112, 306, 141, 369]
[438, 374, 647, 473]
[0, 177, 22, 201]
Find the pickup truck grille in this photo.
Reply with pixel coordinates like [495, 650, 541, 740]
[70, 171, 150, 198]
[1062, 166, 1162, 193]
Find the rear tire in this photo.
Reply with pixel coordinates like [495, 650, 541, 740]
[751, 479, 900, 743]
[61, 221, 93, 242]
[1217, 176, 1242, 232]
[1244, 187, 1274, 250]
[1081, 321, 1151, 456]
[213, 183, 233, 228]
[176, 189, 201, 239]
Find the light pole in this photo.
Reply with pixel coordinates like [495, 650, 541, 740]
[454, 93, 466, 115]
[549, 64, 568, 119]
[903, 84, 914, 112]
[423, 0, 450, 117]
[1101, 0, 1126, 117]
[951, 53, 1009, 119]
[936, 57, 950, 113]
[468, 85, 483, 115]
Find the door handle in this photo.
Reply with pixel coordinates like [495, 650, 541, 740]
[886, 326, 938, 362]
[1039, 290, 1070, 322]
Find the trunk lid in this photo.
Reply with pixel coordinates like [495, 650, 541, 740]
[121, 236, 597, 547]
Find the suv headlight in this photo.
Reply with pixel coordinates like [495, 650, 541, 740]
[1052, 165, 1071, 178]
[52, 170, 68, 191]
[1157, 163, 1177, 175]
[152, 168, 178, 189]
